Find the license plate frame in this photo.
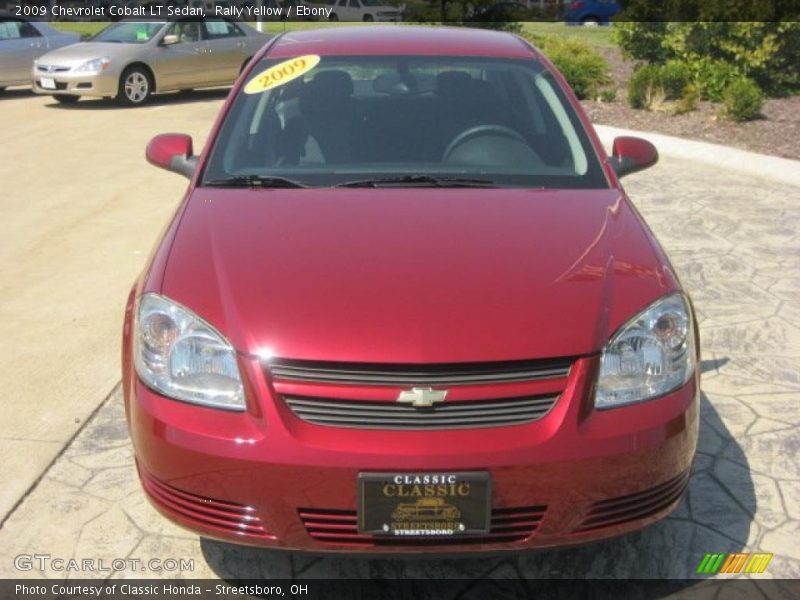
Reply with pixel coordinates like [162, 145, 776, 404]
[357, 472, 491, 536]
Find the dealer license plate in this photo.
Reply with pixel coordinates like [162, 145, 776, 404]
[40, 77, 56, 89]
[358, 472, 490, 536]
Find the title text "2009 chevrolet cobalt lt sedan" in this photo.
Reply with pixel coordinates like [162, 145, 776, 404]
[123, 26, 699, 553]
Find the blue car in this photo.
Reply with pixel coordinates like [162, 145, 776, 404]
[564, 0, 621, 24]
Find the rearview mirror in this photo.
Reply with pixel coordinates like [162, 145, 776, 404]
[161, 33, 180, 46]
[609, 136, 658, 178]
[146, 133, 196, 178]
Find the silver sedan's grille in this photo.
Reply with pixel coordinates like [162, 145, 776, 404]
[284, 394, 559, 430]
[268, 358, 573, 386]
[36, 65, 71, 73]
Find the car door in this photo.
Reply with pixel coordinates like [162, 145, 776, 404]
[0, 18, 44, 85]
[349, 0, 364, 19]
[201, 20, 247, 85]
[153, 20, 210, 90]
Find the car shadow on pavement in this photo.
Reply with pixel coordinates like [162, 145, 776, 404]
[41, 88, 230, 110]
[201, 358, 755, 593]
[0, 89, 36, 101]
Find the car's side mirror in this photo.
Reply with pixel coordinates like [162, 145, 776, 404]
[161, 33, 180, 46]
[609, 136, 658, 178]
[146, 133, 196, 179]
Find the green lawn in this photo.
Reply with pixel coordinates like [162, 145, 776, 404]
[52, 20, 613, 49]
[520, 22, 613, 48]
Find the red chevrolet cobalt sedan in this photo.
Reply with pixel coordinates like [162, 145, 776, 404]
[123, 26, 699, 553]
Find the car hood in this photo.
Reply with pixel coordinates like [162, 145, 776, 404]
[159, 188, 677, 363]
[37, 42, 140, 67]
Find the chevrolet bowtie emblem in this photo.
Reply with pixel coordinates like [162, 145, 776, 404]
[396, 387, 447, 408]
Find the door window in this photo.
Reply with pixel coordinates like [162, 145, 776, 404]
[0, 19, 40, 40]
[204, 20, 243, 40]
[167, 21, 203, 44]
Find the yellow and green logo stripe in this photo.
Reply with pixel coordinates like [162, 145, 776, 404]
[697, 552, 773, 574]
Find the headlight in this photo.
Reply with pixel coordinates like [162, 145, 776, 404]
[595, 293, 696, 409]
[134, 294, 245, 411]
[74, 57, 110, 73]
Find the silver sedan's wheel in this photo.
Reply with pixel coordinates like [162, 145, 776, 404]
[117, 67, 152, 106]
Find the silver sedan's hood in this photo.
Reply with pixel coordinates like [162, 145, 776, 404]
[36, 42, 139, 68]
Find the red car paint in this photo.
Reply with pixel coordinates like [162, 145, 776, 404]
[123, 26, 699, 553]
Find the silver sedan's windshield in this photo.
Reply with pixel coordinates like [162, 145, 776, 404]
[203, 55, 608, 189]
[93, 21, 166, 44]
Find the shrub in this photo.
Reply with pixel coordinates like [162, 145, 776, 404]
[613, 21, 800, 96]
[720, 78, 764, 122]
[627, 62, 690, 109]
[690, 58, 743, 102]
[627, 62, 697, 114]
[627, 64, 660, 109]
[658, 61, 692, 99]
[521, 33, 612, 100]
[599, 88, 617, 103]
[674, 84, 699, 115]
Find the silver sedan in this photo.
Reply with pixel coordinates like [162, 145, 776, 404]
[0, 16, 79, 91]
[32, 19, 268, 106]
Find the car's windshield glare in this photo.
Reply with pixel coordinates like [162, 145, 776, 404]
[202, 55, 608, 189]
[93, 21, 166, 44]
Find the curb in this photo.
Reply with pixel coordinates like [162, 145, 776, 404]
[593, 124, 800, 188]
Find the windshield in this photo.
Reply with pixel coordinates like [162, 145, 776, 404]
[202, 55, 608, 189]
[93, 21, 165, 44]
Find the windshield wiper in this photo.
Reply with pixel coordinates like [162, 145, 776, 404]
[204, 175, 308, 189]
[335, 175, 498, 188]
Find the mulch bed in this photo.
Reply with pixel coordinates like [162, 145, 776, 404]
[579, 47, 800, 161]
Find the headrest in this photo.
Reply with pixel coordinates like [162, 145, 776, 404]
[435, 71, 474, 96]
[310, 70, 354, 99]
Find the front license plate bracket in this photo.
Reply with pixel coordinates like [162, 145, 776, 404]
[357, 472, 491, 536]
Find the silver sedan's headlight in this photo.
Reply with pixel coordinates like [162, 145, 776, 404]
[595, 293, 696, 409]
[134, 294, 245, 411]
[74, 57, 110, 73]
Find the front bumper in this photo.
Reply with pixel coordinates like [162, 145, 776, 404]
[124, 348, 699, 554]
[31, 67, 119, 98]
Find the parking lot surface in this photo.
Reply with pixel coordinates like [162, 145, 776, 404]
[0, 89, 228, 521]
[1, 90, 799, 584]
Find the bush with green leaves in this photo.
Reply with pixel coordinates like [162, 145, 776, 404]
[627, 61, 691, 110]
[522, 33, 612, 100]
[690, 58, 743, 102]
[613, 21, 800, 96]
[720, 78, 764, 122]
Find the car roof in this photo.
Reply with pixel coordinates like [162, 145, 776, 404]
[267, 26, 539, 60]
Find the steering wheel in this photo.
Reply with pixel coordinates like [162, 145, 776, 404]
[443, 125, 528, 162]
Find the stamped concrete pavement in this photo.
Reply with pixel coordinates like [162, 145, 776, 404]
[1, 125, 798, 583]
[0, 89, 228, 522]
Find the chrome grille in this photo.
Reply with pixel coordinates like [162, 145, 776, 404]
[284, 394, 558, 429]
[269, 357, 573, 386]
[36, 65, 71, 73]
[299, 505, 546, 546]
[573, 469, 691, 532]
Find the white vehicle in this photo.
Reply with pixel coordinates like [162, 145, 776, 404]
[327, 0, 402, 22]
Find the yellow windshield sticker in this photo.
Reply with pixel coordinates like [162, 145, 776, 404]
[244, 55, 321, 94]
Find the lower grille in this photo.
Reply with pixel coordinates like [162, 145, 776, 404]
[285, 394, 558, 429]
[140, 470, 267, 537]
[573, 470, 690, 532]
[299, 506, 546, 546]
